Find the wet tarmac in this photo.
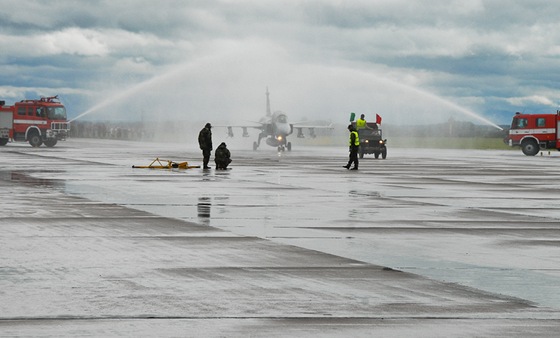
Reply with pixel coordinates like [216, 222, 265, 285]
[2, 138, 560, 337]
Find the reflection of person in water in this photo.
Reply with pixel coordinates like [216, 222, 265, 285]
[197, 197, 211, 225]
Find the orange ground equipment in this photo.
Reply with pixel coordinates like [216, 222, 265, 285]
[132, 158, 200, 169]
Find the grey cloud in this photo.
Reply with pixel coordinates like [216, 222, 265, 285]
[1, 0, 560, 125]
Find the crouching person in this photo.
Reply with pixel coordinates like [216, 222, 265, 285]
[214, 142, 232, 170]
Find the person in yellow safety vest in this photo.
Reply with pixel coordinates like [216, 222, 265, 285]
[356, 114, 373, 130]
[344, 124, 360, 170]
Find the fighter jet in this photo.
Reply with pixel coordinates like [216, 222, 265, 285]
[225, 88, 332, 151]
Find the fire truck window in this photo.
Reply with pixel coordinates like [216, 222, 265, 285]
[537, 118, 546, 127]
[36, 107, 44, 117]
[17, 107, 26, 116]
[515, 118, 527, 128]
[46, 106, 67, 120]
[27, 107, 33, 116]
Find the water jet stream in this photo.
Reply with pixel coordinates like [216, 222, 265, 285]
[69, 60, 503, 132]
[377, 75, 504, 131]
[69, 63, 192, 123]
[414, 89, 504, 131]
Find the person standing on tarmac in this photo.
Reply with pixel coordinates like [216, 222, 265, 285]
[214, 142, 232, 170]
[344, 124, 359, 170]
[198, 122, 213, 169]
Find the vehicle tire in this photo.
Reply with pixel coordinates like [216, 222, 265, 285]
[44, 139, 58, 147]
[381, 148, 387, 159]
[0, 138, 8, 146]
[287, 142, 291, 151]
[253, 141, 258, 151]
[28, 134, 42, 147]
[521, 140, 539, 156]
[374, 152, 379, 159]
[359, 148, 364, 159]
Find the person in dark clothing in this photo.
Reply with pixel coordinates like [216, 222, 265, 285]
[214, 142, 232, 170]
[198, 123, 213, 169]
[344, 124, 359, 170]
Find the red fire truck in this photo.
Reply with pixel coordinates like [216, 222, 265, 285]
[0, 96, 69, 147]
[504, 111, 560, 156]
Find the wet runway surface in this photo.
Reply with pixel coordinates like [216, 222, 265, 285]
[2, 138, 560, 336]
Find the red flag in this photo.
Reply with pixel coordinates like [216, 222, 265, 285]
[375, 114, 382, 124]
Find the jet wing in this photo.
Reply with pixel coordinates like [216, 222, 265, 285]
[215, 123, 265, 138]
[291, 122, 333, 129]
[290, 122, 333, 138]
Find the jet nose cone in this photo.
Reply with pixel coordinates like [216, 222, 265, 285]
[278, 123, 291, 135]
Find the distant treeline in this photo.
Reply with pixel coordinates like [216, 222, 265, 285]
[69, 120, 152, 140]
[69, 118, 509, 142]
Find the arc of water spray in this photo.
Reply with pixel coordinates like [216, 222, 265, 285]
[416, 87, 503, 131]
[69, 63, 193, 123]
[70, 58, 504, 132]
[384, 77, 503, 131]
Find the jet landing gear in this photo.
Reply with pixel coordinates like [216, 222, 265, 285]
[253, 135, 292, 152]
[277, 142, 292, 152]
[275, 134, 292, 152]
[253, 132, 266, 151]
[254, 141, 292, 151]
[278, 141, 292, 152]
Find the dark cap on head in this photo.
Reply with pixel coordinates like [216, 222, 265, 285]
[205, 123, 212, 129]
[348, 124, 354, 131]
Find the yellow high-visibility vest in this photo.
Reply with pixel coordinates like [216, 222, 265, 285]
[349, 131, 360, 146]
[356, 118, 367, 130]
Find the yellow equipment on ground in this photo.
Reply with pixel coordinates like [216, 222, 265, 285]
[132, 158, 200, 169]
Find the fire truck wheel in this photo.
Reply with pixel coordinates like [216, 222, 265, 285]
[0, 138, 8, 146]
[44, 139, 58, 147]
[521, 140, 539, 156]
[28, 134, 42, 147]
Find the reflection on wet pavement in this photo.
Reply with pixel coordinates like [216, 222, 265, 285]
[9, 140, 560, 310]
[197, 197, 211, 225]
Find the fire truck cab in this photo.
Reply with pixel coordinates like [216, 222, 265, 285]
[505, 111, 560, 156]
[0, 96, 69, 147]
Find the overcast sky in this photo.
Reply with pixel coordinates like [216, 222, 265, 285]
[2, 0, 560, 127]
